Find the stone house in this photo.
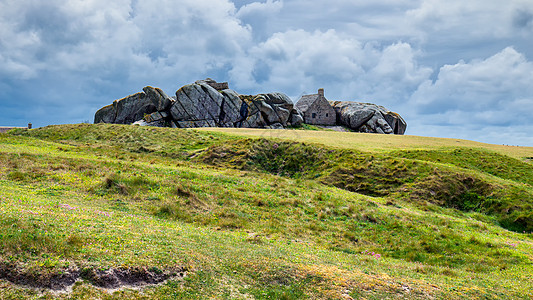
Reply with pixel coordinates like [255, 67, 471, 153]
[295, 88, 336, 125]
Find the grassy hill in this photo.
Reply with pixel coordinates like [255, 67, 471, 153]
[0, 123, 532, 299]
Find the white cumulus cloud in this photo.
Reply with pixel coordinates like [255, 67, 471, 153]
[230, 29, 432, 113]
[408, 47, 533, 145]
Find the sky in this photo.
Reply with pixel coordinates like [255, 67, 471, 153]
[1, 0, 532, 146]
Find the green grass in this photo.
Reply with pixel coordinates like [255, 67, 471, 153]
[0, 124, 532, 299]
[197, 138, 533, 233]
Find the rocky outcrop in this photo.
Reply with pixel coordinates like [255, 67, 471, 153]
[330, 101, 407, 134]
[94, 90, 159, 125]
[94, 79, 303, 129]
[94, 79, 406, 134]
[94, 104, 116, 124]
[143, 86, 173, 112]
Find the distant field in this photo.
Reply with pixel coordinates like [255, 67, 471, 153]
[197, 127, 533, 159]
[1, 124, 532, 299]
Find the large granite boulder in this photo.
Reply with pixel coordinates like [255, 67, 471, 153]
[220, 89, 248, 127]
[170, 82, 225, 126]
[113, 92, 158, 124]
[94, 104, 116, 124]
[143, 86, 173, 112]
[330, 101, 406, 134]
[94, 89, 169, 125]
[288, 108, 304, 127]
[132, 111, 169, 127]
[94, 92, 158, 125]
[238, 93, 294, 128]
[95, 79, 303, 129]
[167, 79, 301, 129]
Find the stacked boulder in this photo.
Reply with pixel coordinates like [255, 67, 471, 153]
[94, 79, 303, 129]
[94, 78, 407, 134]
[330, 101, 407, 134]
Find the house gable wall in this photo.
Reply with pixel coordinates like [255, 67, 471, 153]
[303, 96, 336, 125]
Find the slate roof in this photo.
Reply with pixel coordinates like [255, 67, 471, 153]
[295, 94, 318, 113]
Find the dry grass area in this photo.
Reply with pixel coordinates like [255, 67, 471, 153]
[197, 127, 533, 159]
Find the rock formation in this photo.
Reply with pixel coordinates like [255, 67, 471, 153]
[94, 86, 171, 125]
[330, 101, 407, 134]
[94, 79, 406, 134]
[94, 79, 303, 129]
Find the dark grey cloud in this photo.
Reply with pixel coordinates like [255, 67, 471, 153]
[513, 8, 533, 28]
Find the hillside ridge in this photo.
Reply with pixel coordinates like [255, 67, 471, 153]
[1, 124, 532, 299]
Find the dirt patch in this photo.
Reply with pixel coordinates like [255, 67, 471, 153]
[0, 261, 186, 292]
[0, 262, 78, 291]
[79, 266, 185, 289]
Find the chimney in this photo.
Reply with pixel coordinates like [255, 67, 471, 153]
[318, 88, 324, 97]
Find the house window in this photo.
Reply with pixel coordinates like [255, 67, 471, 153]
[312, 113, 316, 118]
[326, 113, 328, 117]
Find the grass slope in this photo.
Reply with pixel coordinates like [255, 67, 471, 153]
[0, 123, 532, 299]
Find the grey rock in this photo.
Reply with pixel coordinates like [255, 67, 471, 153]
[196, 78, 217, 84]
[94, 79, 298, 130]
[383, 112, 407, 135]
[331, 101, 374, 129]
[330, 101, 406, 134]
[246, 93, 294, 126]
[219, 89, 244, 126]
[274, 107, 291, 125]
[376, 117, 393, 134]
[114, 92, 157, 124]
[143, 86, 173, 112]
[257, 99, 279, 124]
[196, 78, 229, 91]
[171, 83, 223, 124]
[264, 93, 294, 126]
[266, 123, 284, 129]
[94, 104, 116, 124]
[242, 109, 267, 128]
[175, 120, 216, 128]
[288, 108, 304, 127]
[144, 111, 165, 123]
[265, 92, 293, 109]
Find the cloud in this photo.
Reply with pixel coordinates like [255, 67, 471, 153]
[0, 0, 140, 80]
[0, 0, 253, 113]
[513, 7, 533, 30]
[0, 0, 252, 80]
[236, 0, 283, 39]
[408, 47, 533, 145]
[406, 0, 520, 38]
[230, 29, 432, 112]
[401, 0, 533, 68]
[411, 47, 533, 116]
